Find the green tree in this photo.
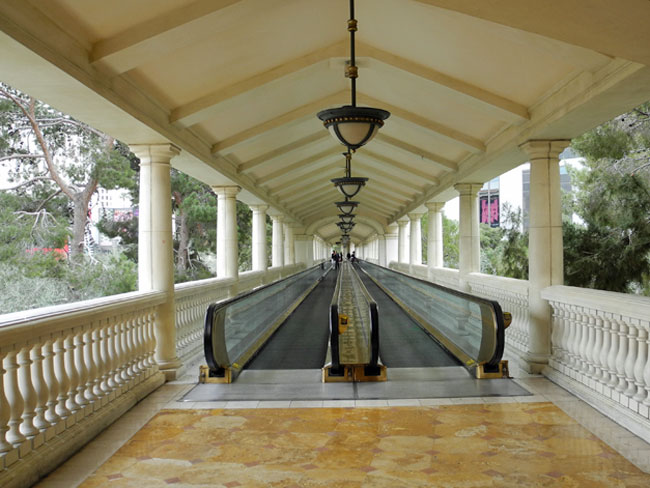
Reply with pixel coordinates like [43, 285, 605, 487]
[0, 84, 135, 259]
[442, 214, 459, 268]
[566, 102, 650, 294]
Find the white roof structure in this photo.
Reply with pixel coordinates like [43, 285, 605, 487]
[1, 0, 649, 244]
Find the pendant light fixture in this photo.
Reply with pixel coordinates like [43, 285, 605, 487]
[335, 199, 359, 215]
[331, 151, 367, 198]
[339, 213, 355, 224]
[317, 0, 389, 151]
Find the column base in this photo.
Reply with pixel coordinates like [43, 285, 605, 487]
[521, 352, 550, 374]
[156, 358, 182, 381]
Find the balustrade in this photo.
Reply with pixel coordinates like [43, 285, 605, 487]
[543, 286, 650, 441]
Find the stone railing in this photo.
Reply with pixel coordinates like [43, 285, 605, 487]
[467, 273, 530, 357]
[542, 285, 650, 443]
[0, 291, 167, 487]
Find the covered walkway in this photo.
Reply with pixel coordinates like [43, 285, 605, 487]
[1, 1, 650, 486]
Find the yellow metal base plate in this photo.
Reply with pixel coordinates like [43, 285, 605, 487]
[475, 360, 509, 379]
[199, 364, 232, 384]
[322, 364, 387, 383]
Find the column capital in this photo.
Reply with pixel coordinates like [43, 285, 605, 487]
[454, 183, 483, 196]
[396, 219, 409, 228]
[425, 201, 445, 212]
[519, 140, 571, 161]
[130, 143, 181, 165]
[270, 214, 285, 223]
[211, 186, 241, 198]
[249, 204, 269, 213]
[407, 212, 424, 221]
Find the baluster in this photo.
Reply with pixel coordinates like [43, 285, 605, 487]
[17, 347, 39, 438]
[42, 340, 61, 426]
[643, 324, 650, 406]
[145, 311, 156, 373]
[84, 329, 99, 404]
[92, 327, 105, 399]
[113, 319, 126, 389]
[568, 305, 580, 370]
[123, 316, 136, 385]
[558, 304, 571, 367]
[577, 309, 590, 374]
[598, 313, 611, 385]
[633, 326, 648, 403]
[0, 351, 13, 453]
[30, 344, 50, 432]
[615, 318, 629, 393]
[606, 314, 620, 388]
[64, 334, 80, 414]
[74, 330, 89, 409]
[119, 316, 132, 387]
[53, 336, 71, 419]
[624, 320, 639, 398]
[550, 303, 563, 366]
[4, 351, 26, 447]
[127, 314, 139, 383]
[101, 319, 117, 393]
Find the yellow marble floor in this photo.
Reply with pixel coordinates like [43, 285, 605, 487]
[78, 403, 650, 488]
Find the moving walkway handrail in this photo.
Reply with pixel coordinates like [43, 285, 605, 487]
[357, 260, 505, 373]
[328, 261, 379, 375]
[204, 263, 329, 380]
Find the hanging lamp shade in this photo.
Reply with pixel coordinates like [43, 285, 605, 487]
[339, 213, 355, 224]
[331, 175, 368, 198]
[335, 200, 359, 215]
[318, 106, 390, 151]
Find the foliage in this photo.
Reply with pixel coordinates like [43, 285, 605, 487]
[237, 202, 252, 271]
[442, 214, 459, 268]
[479, 204, 528, 279]
[566, 102, 650, 294]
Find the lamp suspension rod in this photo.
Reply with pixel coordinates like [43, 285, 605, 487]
[348, 0, 357, 107]
[345, 151, 352, 178]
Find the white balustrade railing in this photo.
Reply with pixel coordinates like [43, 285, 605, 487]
[0, 291, 166, 477]
[467, 273, 530, 357]
[543, 285, 650, 441]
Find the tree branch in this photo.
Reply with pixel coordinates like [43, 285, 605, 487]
[0, 153, 44, 163]
[0, 176, 53, 191]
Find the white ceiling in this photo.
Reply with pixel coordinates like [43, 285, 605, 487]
[1, 0, 650, 244]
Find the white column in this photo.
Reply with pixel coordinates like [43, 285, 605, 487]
[283, 222, 295, 265]
[385, 224, 398, 265]
[213, 186, 240, 279]
[271, 215, 284, 267]
[408, 212, 424, 266]
[294, 235, 314, 265]
[250, 205, 268, 272]
[520, 140, 570, 372]
[455, 183, 482, 280]
[425, 202, 444, 268]
[377, 235, 387, 267]
[397, 219, 409, 264]
[131, 143, 181, 378]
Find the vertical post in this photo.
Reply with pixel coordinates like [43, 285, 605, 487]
[455, 183, 483, 285]
[250, 204, 268, 272]
[425, 202, 444, 269]
[131, 143, 181, 379]
[377, 234, 387, 267]
[284, 222, 295, 265]
[397, 219, 409, 264]
[271, 215, 284, 267]
[520, 140, 570, 373]
[408, 212, 424, 266]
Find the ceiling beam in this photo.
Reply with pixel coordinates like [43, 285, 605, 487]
[358, 94, 486, 153]
[353, 160, 428, 193]
[90, 0, 244, 73]
[355, 151, 440, 185]
[171, 41, 347, 127]
[211, 91, 346, 154]
[374, 133, 458, 172]
[357, 42, 529, 123]
[256, 148, 340, 185]
[272, 166, 341, 195]
[238, 132, 328, 173]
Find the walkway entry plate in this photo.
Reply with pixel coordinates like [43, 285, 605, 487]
[199, 364, 232, 384]
[322, 364, 387, 383]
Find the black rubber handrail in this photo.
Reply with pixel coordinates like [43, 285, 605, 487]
[203, 263, 328, 377]
[358, 260, 505, 371]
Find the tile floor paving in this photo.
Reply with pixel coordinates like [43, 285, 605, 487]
[34, 357, 650, 488]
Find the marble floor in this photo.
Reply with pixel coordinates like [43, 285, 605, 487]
[35, 358, 650, 488]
